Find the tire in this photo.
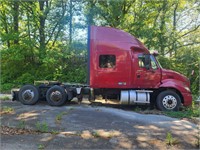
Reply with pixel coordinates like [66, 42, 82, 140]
[156, 90, 181, 111]
[46, 86, 67, 106]
[18, 85, 39, 105]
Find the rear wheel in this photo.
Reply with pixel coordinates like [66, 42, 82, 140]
[18, 85, 39, 105]
[46, 86, 67, 106]
[156, 90, 181, 111]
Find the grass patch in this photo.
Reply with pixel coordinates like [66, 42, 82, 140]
[51, 129, 59, 135]
[133, 106, 142, 112]
[38, 144, 45, 150]
[36, 122, 48, 133]
[17, 120, 26, 129]
[166, 132, 179, 146]
[0, 106, 14, 114]
[69, 107, 74, 111]
[55, 112, 69, 124]
[164, 103, 200, 119]
[92, 131, 101, 138]
[0, 96, 10, 101]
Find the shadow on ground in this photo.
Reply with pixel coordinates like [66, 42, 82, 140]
[1, 99, 199, 150]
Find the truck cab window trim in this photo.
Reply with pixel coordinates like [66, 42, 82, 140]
[99, 55, 116, 69]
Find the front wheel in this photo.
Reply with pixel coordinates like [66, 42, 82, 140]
[156, 90, 181, 111]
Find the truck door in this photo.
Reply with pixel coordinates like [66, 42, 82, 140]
[95, 54, 118, 88]
[94, 51, 131, 88]
[135, 54, 161, 88]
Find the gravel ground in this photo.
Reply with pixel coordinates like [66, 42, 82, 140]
[0, 98, 199, 150]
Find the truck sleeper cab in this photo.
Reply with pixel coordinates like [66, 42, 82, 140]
[12, 26, 192, 111]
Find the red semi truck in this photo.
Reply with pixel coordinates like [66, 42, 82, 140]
[12, 26, 192, 111]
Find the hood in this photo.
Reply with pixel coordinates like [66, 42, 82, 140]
[161, 69, 190, 87]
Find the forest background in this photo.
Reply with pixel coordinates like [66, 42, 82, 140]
[0, 0, 199, 99]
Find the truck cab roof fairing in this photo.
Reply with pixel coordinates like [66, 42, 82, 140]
[90, 26, 149, 53]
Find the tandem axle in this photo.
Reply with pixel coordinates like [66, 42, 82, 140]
[12, 81, 155, 107]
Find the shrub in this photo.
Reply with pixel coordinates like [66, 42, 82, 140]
[15, 73, 35, 84]
[0, 83, 15, 92]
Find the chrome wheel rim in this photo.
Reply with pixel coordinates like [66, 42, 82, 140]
[162, 95, 177, 109]
[22, 90, 34, 101]
[50, 91, 62, 102]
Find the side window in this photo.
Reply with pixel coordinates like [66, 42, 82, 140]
[99, 55, 116, 68]
[138, 55, 145, 68]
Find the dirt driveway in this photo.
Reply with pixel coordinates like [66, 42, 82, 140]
[1, 99, 199, 150]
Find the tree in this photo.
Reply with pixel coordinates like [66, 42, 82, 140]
[0, 0, 199, 95]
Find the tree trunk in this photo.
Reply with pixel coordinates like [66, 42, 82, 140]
[39, 0, 46, 59]
[69, 0, 72, 46]
[2, 10, 10, 48]
[86, 1, 96, 26]
[172, 3, 178, 57]
[13, 1, 19, 45]
[159, 1, 167, 56]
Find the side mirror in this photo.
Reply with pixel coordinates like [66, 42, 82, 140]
[144, 54, 150, 70]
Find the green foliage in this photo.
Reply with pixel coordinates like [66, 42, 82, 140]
[158, 47, 199, 94]
[55, 112, 68, 124]
[0, 83, 14, 92]
[164, 102, 200, 119]
[92, 131, 101, 138]
[51, 130, 59, 135]
[0, 0, 87, 92]
[18, 120, 26, 129]
[157, 56, 174, 69]
[38, 144, 45, 150]
[166, 132, 179, 146]
[0, 0, 199, 96]
[0, 95, 10, 101]
[133, 106, 142, 112]
[35, 122, 48, 133]
[1, 106, 14, 114]
[15, 73, 35, 85]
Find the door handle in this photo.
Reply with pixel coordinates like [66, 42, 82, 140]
[137, 74, 141, 78]
[150, 70, 155, 73]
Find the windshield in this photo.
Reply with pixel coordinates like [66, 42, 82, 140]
[151, 55, 162, 69]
